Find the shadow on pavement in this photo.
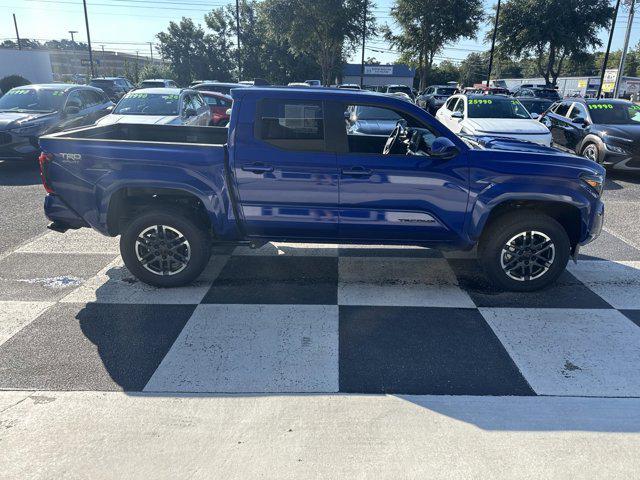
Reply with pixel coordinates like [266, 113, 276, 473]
[0, 160, 41, 186]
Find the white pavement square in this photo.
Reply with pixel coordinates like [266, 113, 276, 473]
[60, 255, 229, 305]
[16, 229, 119, 255]
[338, 257, 475, 307]
[481, 308, 640, 397]
[568, 260, 640, 309]
[0, 301, 53, 347]
[144, 304, 339, 393]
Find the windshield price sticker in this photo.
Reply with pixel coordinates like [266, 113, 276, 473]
[469, 99, 493, 105]
[630, 105, 640, 111]
[161, 95, 179, 100]
[126, 93, 148, 99]
[52, 91, 64, 96]
[7, 89, 29, 95]
[588, 104, 614, 110]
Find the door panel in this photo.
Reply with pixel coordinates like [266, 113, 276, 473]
[233, 99, 339, 238]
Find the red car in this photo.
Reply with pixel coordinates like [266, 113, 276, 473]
[199, 91, 233, 126]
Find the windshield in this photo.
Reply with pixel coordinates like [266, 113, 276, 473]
[467, 98, 531, 119]
[588, 103, 640, 125]
[435, 87, 456, 96]
[90, 80, 115, 89]
[533, 89, 561, 100]
[354, 106, 402, 121]
[139, 81, 164, 88]
[388, 86, 412, 95]
[113, 92, 179, 115]
[0, 88, 65, 113]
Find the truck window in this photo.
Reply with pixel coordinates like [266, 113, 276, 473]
[257, 99, 325, 151]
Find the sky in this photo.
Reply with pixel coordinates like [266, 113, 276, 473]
[1, 0, 638, 67]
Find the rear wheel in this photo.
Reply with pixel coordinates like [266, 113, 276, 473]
[479, 212, 570, 292]
[120, 208, 211, 287]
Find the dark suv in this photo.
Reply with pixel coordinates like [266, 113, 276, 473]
[541, 98, 640, 171]
[416, 85, 458, 114]
[89, 77, 134, 102]
[512, 87, 561, 118]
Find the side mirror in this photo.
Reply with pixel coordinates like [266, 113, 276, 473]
[452, 111, 463, 119]
[65, 105, 80, 115]
[430, 137, 459, 160]
[573, 116, 588, 126]
[184, 108, 197, 117]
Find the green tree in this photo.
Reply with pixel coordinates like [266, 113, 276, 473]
[385, 0, 483, 90]
[262, 0, 372, 85]
[495, 0, 613, 86]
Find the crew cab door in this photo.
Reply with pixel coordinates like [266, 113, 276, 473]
[232, 98, 339, 238]
[334, 101, 469, 243]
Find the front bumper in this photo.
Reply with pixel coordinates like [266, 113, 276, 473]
[601, 147, 640, 171]
[0, 131, 39, 160]
[579, 199, 605, 246]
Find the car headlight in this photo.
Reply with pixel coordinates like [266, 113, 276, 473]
[9, 121, 49, 136]
[604, 143, 629, 154]
[580, 172, 604, 196]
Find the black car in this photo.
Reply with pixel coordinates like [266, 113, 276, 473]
[192, 82, 245, 95]
[541, 98, 640, 171]
[511, 87, 561, 118]
[89, 77, 134, 102]
[0, 84, 113, 161]
[416, 85, 458, 114]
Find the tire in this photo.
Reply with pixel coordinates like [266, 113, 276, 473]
[581, 142, 601, 164]
[478, 211, 570, 292]
[120, 208, 211, 288]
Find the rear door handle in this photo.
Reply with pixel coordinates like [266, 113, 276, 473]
[341, 166, 372, 178]
[241, 163, 274, 174]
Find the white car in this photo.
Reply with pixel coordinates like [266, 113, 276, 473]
[95, 88, 210, 127]
[435, 94, 552, 146]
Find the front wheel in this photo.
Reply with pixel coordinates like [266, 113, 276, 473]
[120, 208, 211, 287]
[478, 212, 570, 292]
[581, 143, 601, 164]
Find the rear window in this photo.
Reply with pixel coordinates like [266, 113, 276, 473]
[533, 89, 561, 100]
[258, 99, 324, 151]
[139, 81, 165, 88]
[387, 86, 412, 95]
[435, 87, 456, 96]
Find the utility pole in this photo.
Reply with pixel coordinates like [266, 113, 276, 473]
[360, 0, 367, 88]
[487, 0, 501, 87]
[82, 0, 96, 77]
[614, 0, 635, 98]
[13, 14, 21, 50]
[598, 0, 622, 98]
[148, 42, 154, 62]
[236, 0, 241, 80]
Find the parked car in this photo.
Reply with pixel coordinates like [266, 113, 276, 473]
[382, 84, 415, 101]
[199, 91, 233, 126]
[40, 87, 604, 292]
[540, 98, 640, 170]
[95, 88, 210, 127]
[387, 92, 414, 103]
[337, 84, 361, 90]
[138, 79, 178, 89]
[305, 80, 322, 87]
[416, 85, 458, 114]
[346, 104, 402, 136]
[192, 82, 245, 95]
[436, 94, 552, 146]
[288, 82, 311, 87]
[511, 87, 561, 118]
[89, 77, 134, 102]
[0, 84, 113, 161]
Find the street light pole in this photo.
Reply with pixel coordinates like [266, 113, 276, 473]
[487, 0, 501, 87]
[236, 0, 241, 80]
[360, 0, 367, 88]
[82, 0, 96, 77]
[614, 0, 635, 98]
[598, 0, 622, 98]
[13, 14, 21, 50]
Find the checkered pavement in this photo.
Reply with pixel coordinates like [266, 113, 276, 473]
[1, 228, 640, 396]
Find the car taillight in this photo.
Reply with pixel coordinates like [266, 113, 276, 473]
[38, 152, 55, 194]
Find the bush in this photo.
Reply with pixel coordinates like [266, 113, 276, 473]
[0, 74, 31, 96]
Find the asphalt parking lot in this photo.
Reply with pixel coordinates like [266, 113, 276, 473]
[1, 160, 640, 478]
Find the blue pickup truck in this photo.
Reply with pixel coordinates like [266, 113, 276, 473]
[38, 87, 605, 291]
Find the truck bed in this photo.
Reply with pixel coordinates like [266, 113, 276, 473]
[43, 123, 228, 145]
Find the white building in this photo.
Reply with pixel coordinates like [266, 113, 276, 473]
[0, 49, 53, 85]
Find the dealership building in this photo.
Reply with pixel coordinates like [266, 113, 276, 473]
[340, 63, 415, 87]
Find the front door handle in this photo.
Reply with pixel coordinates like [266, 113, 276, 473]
[241, 163, 274, 174]
[341, 166, 372, 178]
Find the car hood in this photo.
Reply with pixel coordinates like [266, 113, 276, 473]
[595, 123, 640, 141]
[351, 119, 397, 135]
[469, 136, 565, 154]
[97, 114, 180, 125]
[463, 118, 549, 135]
[0, 111, 58, 129]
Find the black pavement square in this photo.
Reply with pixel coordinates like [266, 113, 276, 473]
[202, 256, 338, 304]
[0, 303, 195, 391]
[338, 306, 534, 395]
[448, 259, 613, 309]
[578, 230, 640, 261]
[620, 310, 640, 329]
